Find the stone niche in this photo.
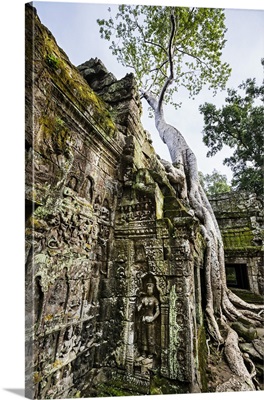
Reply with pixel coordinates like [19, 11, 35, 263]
[25, 4, 207, 399]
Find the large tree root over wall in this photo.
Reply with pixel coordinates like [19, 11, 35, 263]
[143, 90, 264, 391]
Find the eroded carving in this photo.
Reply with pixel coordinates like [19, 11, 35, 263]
[137, 277, 160, 359]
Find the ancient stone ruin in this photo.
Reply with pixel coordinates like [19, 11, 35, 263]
[25, 5, 263, 399]
[210, 192, 263, 298]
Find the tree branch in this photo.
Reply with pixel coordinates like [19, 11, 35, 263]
[174, 45, 208, 67]
[144, 39, 168, 54]
[149, 59, 169, 77]
[135, 20, 168, 55]
[158, 11, 176, 112]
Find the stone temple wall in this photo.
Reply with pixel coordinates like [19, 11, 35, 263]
[209, 192, 263, 296]
[25, 4, 207, 398]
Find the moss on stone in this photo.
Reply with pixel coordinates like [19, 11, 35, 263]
[168, 285, 180, 377]
[231, 321, 258, 342]
[39, 114, 71, 156]
[150, 374, 186, 395]
[46, 53, 60, 69]
[222, 227, 255, 250]
[163, 195, 190, 219]
[36, 12, 116, 139]
[96, 383, 132, 397]
[231, 288, 264, 304]
[33, 371, 42, 384]
[96, 379, 142, 397]
[27, 216, 45, 230]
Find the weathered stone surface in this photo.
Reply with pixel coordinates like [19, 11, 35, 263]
[25, 4, 263, 399]
[209, 192, 264, 295]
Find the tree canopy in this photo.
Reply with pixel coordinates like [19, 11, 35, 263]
[199, 72, 264, 196]
[97, 5, 231, 108]
[199, 169, 231, 196]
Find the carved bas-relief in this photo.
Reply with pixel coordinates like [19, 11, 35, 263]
[135, 278, 161, 375]
[25, 6, 264, 398]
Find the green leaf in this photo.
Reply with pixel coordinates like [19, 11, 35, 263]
[200, 69, 264, 195]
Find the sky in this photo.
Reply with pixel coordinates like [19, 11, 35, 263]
[32, 0, 264, 182]
[0, 1, 263, 400]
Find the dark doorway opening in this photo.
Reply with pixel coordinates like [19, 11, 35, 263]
[225, 263, 249, 290]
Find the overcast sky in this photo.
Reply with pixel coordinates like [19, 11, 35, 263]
[33, 0, 264, 182]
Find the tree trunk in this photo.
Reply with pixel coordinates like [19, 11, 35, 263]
[143, 90, 264, 390]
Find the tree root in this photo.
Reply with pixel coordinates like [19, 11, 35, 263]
[216, 376, 255, 392]
[206, 306, 224, 344]
[143, 90, 263, 391]
[227, 288, 264, 312]
[222, 324, 255, 390]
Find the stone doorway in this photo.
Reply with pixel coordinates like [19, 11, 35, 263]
[226, 263, 250, 290]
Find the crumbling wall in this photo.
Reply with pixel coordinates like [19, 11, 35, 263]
[209, 192, 263, 296]
[25, 4, 206, 398]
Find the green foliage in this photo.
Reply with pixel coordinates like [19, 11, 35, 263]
[97, 5, 231, 108]
[199, 169, 231, 196]
[200, 73, 264, 195]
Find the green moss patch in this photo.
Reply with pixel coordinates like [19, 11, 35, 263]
[222, 227, 255, 250]
[150, 374, 187, 395]
[39, 115, 71, 156]
[231, 288, 263, 304]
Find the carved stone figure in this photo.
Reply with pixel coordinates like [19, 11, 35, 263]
[93, 195, 101, 216]
[100, 198, 111, 223]
[135, 244, 146, 262]
[82, 176, 93, 201]
[67, 175, 78, 191]
[137, 281, 160, 357]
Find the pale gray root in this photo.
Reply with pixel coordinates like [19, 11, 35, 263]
[227, 288, 264, 312]
[160, 159, 188, 199]
[142, 90, 264, 389]
[223, 324, 255, 390]
[220, 287, 263, 327]
[216, 376, 255, 392]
